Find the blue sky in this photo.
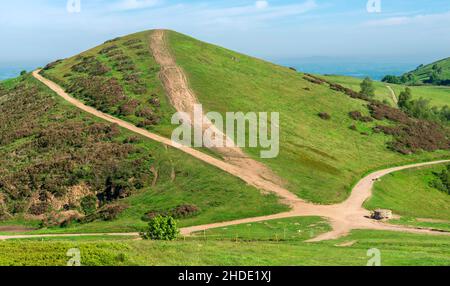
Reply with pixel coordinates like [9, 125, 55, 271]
[1, 0, 450, 65]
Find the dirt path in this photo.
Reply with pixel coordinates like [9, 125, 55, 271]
[150, 30, 284, 188]
[386, 85, 398, 105]
[20, 39, 450, 243]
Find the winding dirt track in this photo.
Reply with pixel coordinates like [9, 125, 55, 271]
[386, 85, 398, 105]
[3, 30, 448, 242]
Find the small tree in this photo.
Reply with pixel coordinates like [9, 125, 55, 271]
[360, 77, 375, 98]
[398, 87, 412, 109]
[140, 216, 179, 240]
[20, 70, 27, 76]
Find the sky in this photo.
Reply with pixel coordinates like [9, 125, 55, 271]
[1, 0, 450, 66]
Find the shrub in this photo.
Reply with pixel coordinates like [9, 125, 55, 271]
[29, 202, 51, 216]
[67, 76, 126, 112]
[71, 58, 110, 76]
[82, 204, 128, 223]
[373, 120, 449, 154]
[318, 112, 331, 120]
[80, 195, 97, 215]
[104, 37, 121, 44]
[303, 74, 325, 85]
[143, 204, 200, 221]
[368, 102, 410, 124]
[123, 39, 142, 46]
[382, 75, 402, 84]
[149, 95, 160, 107]
[360, 77, 375, 98]
[349, 111, 373, 122]
[430, 165, 450, 195]
[140, 216, 179, 241]
[99, 45, 119, 55]
[43, 59, 63, 70]
[119, 100, 139, 116]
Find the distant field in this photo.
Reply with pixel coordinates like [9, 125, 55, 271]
[1, 229, 449, 266]
[365, 163, 450, 230]
[324, 74, 450, 108]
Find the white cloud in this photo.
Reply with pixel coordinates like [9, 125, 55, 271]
[111, 0, 161, 11]
[364, 11, 450, 27]
[255, 1, 269, 10]
[193, 0, 317, 28]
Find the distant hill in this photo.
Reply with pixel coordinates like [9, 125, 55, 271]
[383, 57, 450, 86]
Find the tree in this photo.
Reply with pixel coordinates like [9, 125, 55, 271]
[428, 71, 441, 84]
[20, 70, 27, 76]
[382, 75, 400, 84]
[140, 216, 179, 240]
[360, 77, 375, 97]
[398, 87, 412, 109]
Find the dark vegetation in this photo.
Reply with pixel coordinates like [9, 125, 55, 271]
[318, 112, 331, 120]
[0, 76, 156, 224]
[41, 36, 163, 130]
[142, 204, 200, 221]
[304, 74, 450, 154]
[349, 111, 373, 122]
[397, 88, 450, 123]
[430, 165, 450, 195]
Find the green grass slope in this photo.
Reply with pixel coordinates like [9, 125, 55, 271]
[1, 229, 450, 266]
[165, 30, 449, 204]
[365, 163, 450, 230]
[0, 75, 286, 233]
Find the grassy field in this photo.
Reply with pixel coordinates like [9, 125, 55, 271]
[191, 216, 331, 242]
[0, 75, 287, 233]
[365, 163, 450, 231]
[324, 74, 450, 108]
[166, 30, 449, 204]
[1, 229, 449, 266]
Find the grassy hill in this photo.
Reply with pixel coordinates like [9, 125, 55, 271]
[39, 30, 449, 204]
[0, 75, 286, 233]
[383, 57, 450, 86]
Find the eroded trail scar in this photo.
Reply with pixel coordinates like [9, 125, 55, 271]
[149, 29, 285, 188]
